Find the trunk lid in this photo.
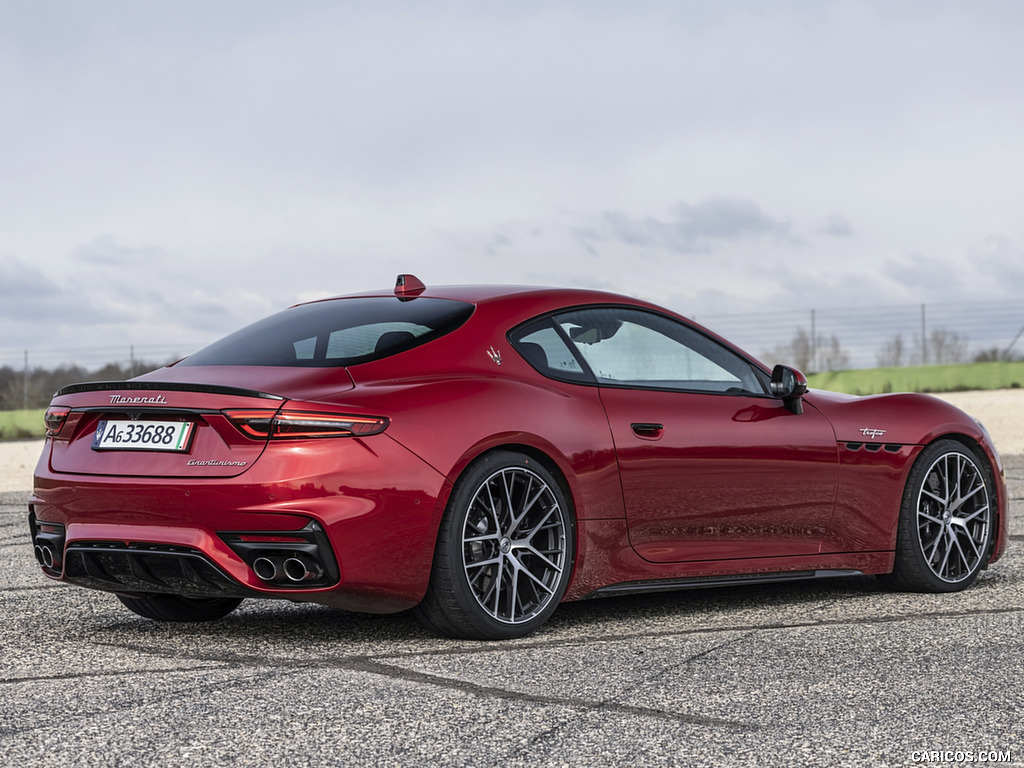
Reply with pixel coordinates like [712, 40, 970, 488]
[44, 366, 355, 478]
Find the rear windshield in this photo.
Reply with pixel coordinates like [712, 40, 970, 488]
[180, 297, 475, 367]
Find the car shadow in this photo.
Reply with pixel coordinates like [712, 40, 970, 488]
[92, 574, 902, 651]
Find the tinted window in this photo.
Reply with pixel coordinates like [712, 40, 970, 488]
[555, 307, 766, 394]
[510, 322, 589, 382]
[181, 297, 474, 367]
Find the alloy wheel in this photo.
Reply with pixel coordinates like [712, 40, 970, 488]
[461, 466, 568, 625]
[915, 450, 991, 584]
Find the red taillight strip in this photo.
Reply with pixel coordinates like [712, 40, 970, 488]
[44, 407, 71, 438]
[223, 409, 389, 440]
[223, 409, 279, 439]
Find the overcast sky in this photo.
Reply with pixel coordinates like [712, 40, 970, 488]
[2, 0, 1023, 367]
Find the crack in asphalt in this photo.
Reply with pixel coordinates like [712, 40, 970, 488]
[0, 636, 755, 731]
[350, 657, 754, 730]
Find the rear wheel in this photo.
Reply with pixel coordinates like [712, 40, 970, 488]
[883, 439, 994, 592]
[414, 451, 574, 640]
[116, 594, 243, 622]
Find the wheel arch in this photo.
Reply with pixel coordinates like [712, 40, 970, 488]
[443, 434, 583, 521]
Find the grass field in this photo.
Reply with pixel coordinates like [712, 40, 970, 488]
[1, 362, 1021, 440]
[0, 409, 45, 441]
[807, 361, 1024, 395]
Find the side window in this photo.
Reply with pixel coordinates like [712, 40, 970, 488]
[554, 307, 766, 395]
[510, 321, 590, 383]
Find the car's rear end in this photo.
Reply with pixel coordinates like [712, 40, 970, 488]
[29, 291, 478, 615]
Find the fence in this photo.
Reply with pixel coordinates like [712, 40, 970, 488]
[0, 344, 197, 376]
[3, 298, 1024, 396]
[696, 298, 1024, 372]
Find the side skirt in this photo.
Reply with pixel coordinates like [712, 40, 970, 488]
[581, 569, 864, 599]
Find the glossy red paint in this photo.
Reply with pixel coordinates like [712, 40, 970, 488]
[29, 279, 1009, 636]
[599, 387, 839, 562]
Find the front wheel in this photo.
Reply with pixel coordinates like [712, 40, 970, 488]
[883, 439, 994, 592]
[117, 594, 243, 622]
[414, 451, 575, 640]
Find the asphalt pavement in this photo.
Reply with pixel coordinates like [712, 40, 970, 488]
[2, 458, 1022, 767]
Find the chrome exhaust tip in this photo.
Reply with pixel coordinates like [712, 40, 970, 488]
[283, 557, 323, 583]
[252, 556, 279, 582]
[36, 545, 55, 569]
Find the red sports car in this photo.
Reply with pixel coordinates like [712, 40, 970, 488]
[30, 275, 1007, 639]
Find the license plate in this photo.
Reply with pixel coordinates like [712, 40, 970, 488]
[92, 420, 196, 452]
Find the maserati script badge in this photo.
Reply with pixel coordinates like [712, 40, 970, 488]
[860, 427, 887, 438]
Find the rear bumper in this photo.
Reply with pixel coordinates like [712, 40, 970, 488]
[29, 434, 450, 613]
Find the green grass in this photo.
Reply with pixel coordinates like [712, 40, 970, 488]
[807, 361, 1024, 395]
[0, 408, 46, 441]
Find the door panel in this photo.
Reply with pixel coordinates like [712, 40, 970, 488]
[600, 388, 839, 563]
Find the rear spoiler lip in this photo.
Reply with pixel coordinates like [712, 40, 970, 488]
[54, 380, 285, 401]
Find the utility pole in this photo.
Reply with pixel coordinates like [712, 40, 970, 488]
[1005, 322, 1024, 360]
[920, 304, 927, 365]
[810, 309, 817, 373]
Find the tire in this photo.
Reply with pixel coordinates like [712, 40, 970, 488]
[882, 439, 994, 592]
[116, 594, 243, 622]
[414, 451, 575, 640]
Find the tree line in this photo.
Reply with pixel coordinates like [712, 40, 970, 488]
[0, 361, 162, 411]
[769, 327, 1021, 374]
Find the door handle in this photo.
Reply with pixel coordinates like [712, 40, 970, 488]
[630, 422, 664, 439]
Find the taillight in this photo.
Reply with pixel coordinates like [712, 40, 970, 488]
[224, 409, 389, 439]
[44, 406, 71, 438]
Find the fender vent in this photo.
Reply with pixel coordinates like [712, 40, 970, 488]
[844, 442, 903, 453]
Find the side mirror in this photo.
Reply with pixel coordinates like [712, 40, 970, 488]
[770, 364, 808, 415]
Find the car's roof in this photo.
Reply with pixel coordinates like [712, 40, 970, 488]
[314, 282, 654, 310]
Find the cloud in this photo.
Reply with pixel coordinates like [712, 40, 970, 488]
[0, 256, 61, 308]
[819, 215, 854, 238]
[579, 198, 793, 254]
[0, 256, 113, 328]
[0, 256, 123, 363]
[70, 235, 168, 267]
[970, 236, 1024, 286]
